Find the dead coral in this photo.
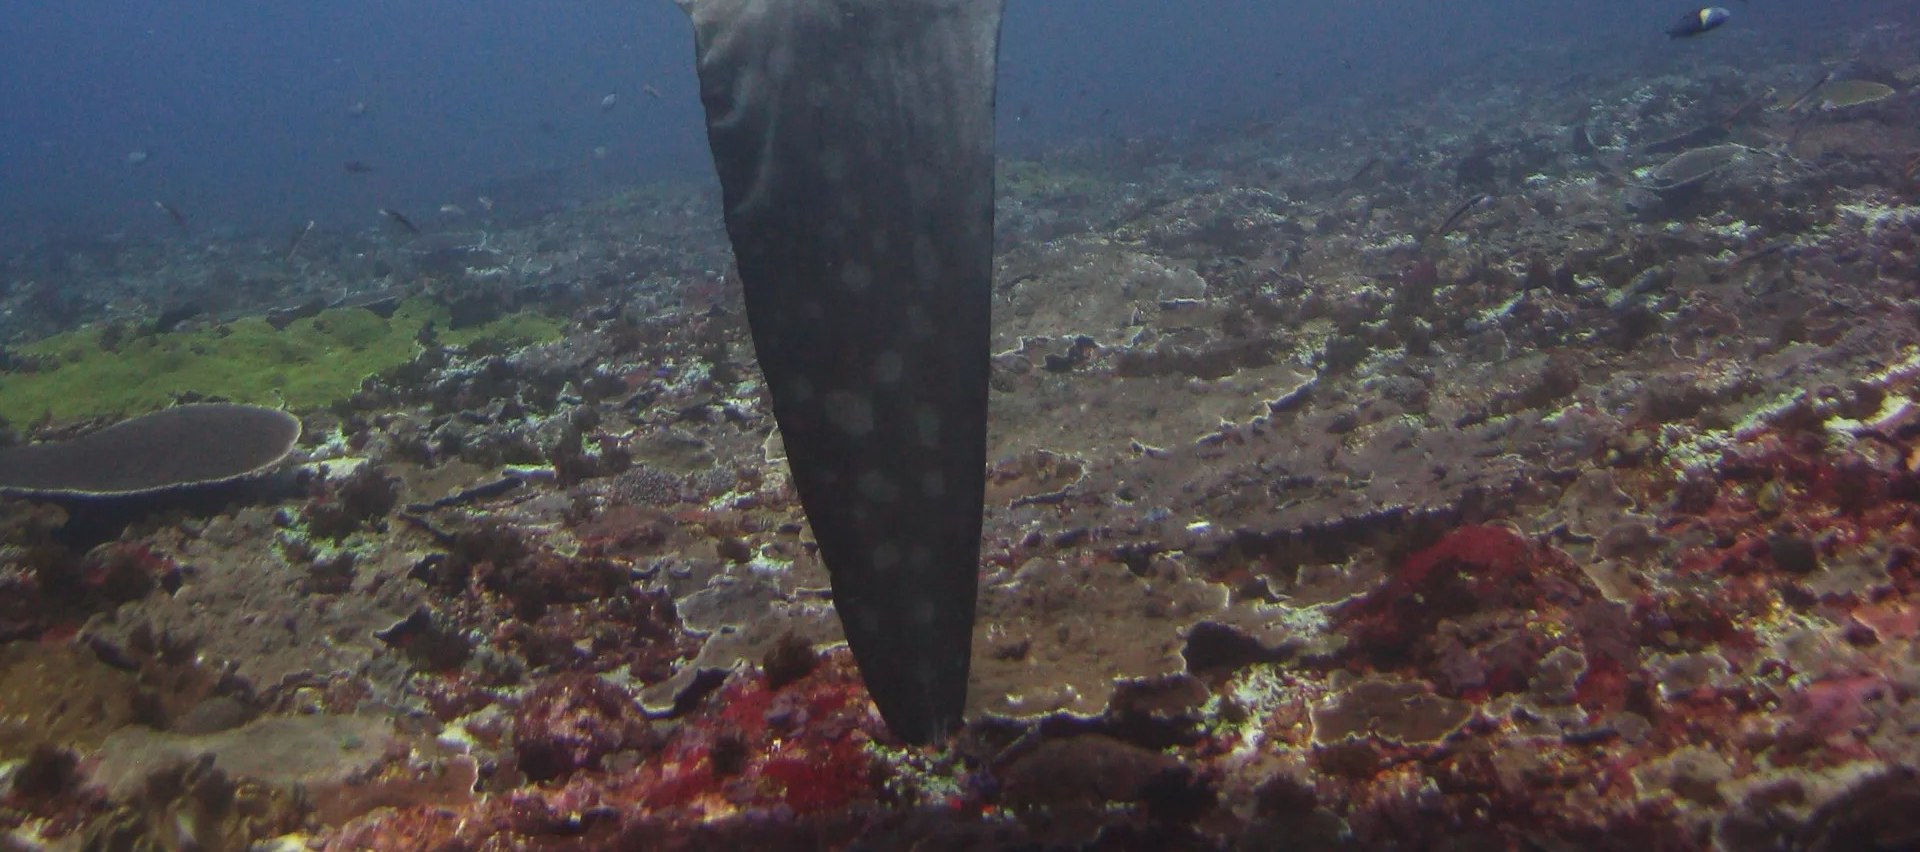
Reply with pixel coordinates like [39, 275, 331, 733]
[997, 733, 1205, 842]
[89, 714, 396, 803]
[0, 643, 149, 759]
[79, 756, 308, 852]
[373, 606, 475, 672]
[761, 630, 820, 690]
[1798, 766, 1920, 851]
[970, 556, 1227, 718]
[1309, 675, 1474, 746]
[512, 673, 659, 783]
[82, 506, 421, 695]
[303, 462, 401, 541]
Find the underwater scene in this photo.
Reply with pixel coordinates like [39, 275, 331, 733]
[2, 0, 1919, 848]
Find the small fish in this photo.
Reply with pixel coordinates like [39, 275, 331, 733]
[378, 208, 419, 234]
[592, 145, 609, 160]
[439, 203, 467, 217]
[125, 150, 150, 167]
[1337, 156, 1382, 193]
[1667, 7, 1731, 39]
[286, 220, 315, 261]
[348, 101, 368, 118]
[601, 93, 619, 110]
[1433, 193, 1495, 237]
[476, 195, 495, 212]
[344, 160, 375, 175]
[642, 84, 662, 99]
[1731, 239, 1794, 267]
[1779, 71, 1836, 113]
[151, 200, 187, 232]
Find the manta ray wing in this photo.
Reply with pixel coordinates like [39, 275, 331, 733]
[676, 0, 1004, 744]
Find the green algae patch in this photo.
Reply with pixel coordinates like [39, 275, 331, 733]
[0, 300, 566, 423]
[999, 159, 1106, 202]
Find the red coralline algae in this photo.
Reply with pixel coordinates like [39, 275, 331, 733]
[493, 586, 689, 681]
[629, 655, 883, 818]
[476, 550, 627, 622]
[1676, 440, 1920, 582]
[1631, 587, 1755, 654]
[1774, 672, 1895, 764]
[1850, 599, 1920, 642]
[79, 542, 177, 603]
[1334, 525, 1592, 692]
[16, 30, 1920, 849]
[1573, 653, 1637, 716]
[413, 673, 497, 723]
[349, 650, 886, 848]
[513, 673, 659, 783]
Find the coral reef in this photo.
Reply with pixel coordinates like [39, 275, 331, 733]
[3, 14, 1920, 850]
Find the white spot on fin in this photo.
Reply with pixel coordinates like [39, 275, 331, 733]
[824, 391, 874, 436]
[913, 234, 942, 283]
[872, 351, 903, 384]
[858, 470, 901, 503]
[839, 262, 873, 293]
[915, 405, 941, 448]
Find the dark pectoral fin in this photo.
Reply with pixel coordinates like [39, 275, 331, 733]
[677, 0, 1003, 743]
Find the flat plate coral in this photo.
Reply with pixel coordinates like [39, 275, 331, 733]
[0, 404, 300, 498]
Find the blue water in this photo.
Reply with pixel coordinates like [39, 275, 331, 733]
[0, 0, 1895, 243]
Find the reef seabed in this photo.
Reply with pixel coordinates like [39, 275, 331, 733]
[4, 19, 1920, 852]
